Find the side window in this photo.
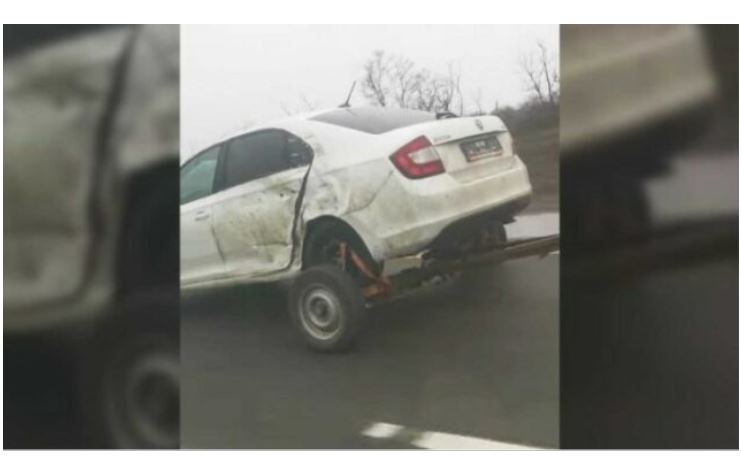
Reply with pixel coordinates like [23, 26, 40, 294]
[221, 131, 311, 190]
[180, 146, 220, 204]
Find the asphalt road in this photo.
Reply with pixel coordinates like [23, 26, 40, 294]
[181, 252, 559, 449]
[562, 250, 738, 448]
[4, 334, 86, 448]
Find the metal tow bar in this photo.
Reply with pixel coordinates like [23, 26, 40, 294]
[339, 235, 560, 302]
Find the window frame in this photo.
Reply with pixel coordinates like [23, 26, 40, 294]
[179, 143, 223, 205]
[212, 128, 312, 193]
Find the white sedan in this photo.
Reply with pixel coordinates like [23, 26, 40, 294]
[180, 106, 532, 350]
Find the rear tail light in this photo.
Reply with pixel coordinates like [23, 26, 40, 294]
[389, 136, 445, 179]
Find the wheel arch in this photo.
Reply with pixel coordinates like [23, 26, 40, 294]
[301, 215, 384, 270]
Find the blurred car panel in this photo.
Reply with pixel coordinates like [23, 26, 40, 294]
[4, 25, 180, 449]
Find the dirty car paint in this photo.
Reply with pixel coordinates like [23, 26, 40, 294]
[180, 113, 532, 289]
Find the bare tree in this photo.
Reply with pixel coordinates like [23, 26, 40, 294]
[441, 61, 464, 114]
[519, 41, 559, 105]
[362, 50, 392, 107]
[391, 55, 418, 108]
[410, 68, 436, 111]
[280, 102, 293, 116]
[288, 45, 558, 120]
[279, 94, 318, 116]
[537, 41, 558, 105]
[299, 94, 317, 111]
[519, 54, 546, 103]
[470, 87, 486, 116]
[361, 51, 465, 114]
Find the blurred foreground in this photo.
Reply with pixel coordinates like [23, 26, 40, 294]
[560, 24, 738, 448]
[4, 25, 180, 448]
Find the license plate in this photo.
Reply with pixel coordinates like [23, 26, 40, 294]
[460, 136, 502, 162]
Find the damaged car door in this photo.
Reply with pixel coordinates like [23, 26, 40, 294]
[180, 144, 225, 282]
[210, 129, 313, 278]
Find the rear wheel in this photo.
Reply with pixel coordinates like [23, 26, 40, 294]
[289, 265, 367, 352]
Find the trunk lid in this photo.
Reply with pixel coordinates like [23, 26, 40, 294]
[415, 116, 516, 183]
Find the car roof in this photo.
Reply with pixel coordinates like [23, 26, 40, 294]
[226, 106, 438, 139]
[181, 106, 435, 164]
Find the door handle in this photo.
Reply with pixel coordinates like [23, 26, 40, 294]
[194, 210, 210, 222]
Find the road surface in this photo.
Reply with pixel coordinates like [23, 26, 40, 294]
[181, 216, 560, 448]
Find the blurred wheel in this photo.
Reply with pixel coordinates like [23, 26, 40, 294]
[103, 336, 179, 449]
[82, 295, 179, 448]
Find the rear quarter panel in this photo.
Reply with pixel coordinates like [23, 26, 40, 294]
[293, 121, 397, 261]
[293, 116, 520, 262]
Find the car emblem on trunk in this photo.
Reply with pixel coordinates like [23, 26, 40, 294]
[475, 119, 484, 131]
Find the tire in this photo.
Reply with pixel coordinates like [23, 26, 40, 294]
[81, 294, 179, 448]
[289, 265, 367, 352]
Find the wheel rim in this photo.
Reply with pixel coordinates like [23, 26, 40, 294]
[299, 284, 343, 341]
[125, 354, 179, 447]
[108, 346, 179, 448]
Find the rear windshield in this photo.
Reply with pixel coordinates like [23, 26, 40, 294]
[310, 107, 435, 134]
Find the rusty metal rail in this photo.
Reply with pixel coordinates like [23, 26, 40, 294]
[425, 234, 559, 274]
[366, 234, 560, 300]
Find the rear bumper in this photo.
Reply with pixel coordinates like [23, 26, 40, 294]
[350, 155, 533, 259]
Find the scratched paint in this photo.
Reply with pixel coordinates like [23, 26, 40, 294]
[181, 113, 533, 289]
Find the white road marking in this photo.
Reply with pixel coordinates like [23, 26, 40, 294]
[362, 422, 404, 439]
[413, 431, 540, 450]
[362, 421, 542, 450]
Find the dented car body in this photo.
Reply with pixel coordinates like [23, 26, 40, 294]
[5, 25, 179, 331]
[180, 106, 532, 289]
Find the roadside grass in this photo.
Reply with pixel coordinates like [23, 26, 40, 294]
[513, 126, 559, 214]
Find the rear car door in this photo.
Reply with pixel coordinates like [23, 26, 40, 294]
[210, 129, 313, 278]
[180, 145, 225, 283]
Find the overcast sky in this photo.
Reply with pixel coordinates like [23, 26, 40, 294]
[182, 25, 558, 156]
